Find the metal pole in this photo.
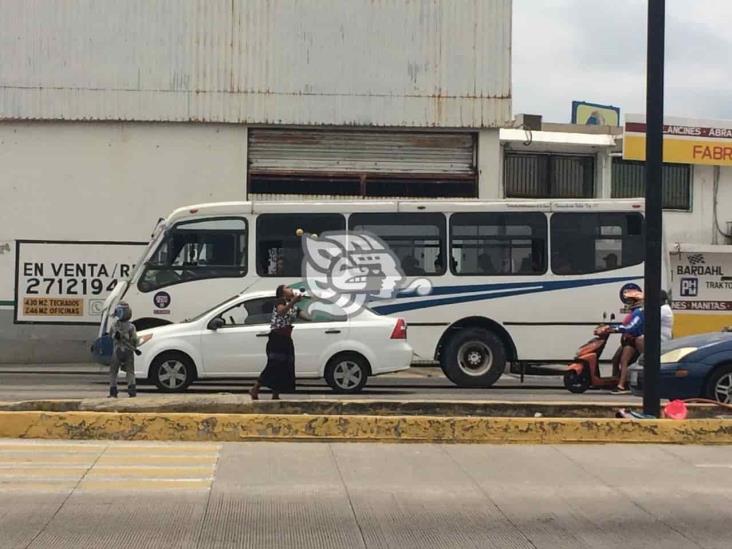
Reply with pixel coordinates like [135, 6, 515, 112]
[643, 0, 665, 417]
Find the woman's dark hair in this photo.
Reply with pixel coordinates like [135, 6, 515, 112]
[660, 289, 669, 304]
[275, 284, 286, 299]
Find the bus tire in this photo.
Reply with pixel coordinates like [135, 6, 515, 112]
[150, 352, 195, 393]
[441, 329, 506, 387]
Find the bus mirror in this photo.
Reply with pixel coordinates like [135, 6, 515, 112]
[208, 317, 225, 331]
[610, 313, 616, 321]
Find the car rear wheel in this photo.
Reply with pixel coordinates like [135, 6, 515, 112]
[441, 328, 506, 387]
[706, 364, 732, 404]
[150, 352, 195, 393]
[325, 354, 369, 393]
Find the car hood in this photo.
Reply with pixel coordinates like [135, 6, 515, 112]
[663, 332, 732, 353]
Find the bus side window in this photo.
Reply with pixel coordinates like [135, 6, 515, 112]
[348, 212, 446, 276]
[550, 212, 644, 275]
[450, 212, 547, 276]
[137, 217, 248, 292]
[256, 213, 346, 277]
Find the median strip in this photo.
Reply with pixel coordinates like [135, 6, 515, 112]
[0, 411, 730, 444]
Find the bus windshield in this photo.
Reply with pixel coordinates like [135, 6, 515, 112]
[129, 219, 168, 283]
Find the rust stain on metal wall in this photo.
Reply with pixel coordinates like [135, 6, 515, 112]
[0, 0, 512, 127]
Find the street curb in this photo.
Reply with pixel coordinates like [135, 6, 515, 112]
[0, 397, 724, 419]
[0, 411, 730, 444]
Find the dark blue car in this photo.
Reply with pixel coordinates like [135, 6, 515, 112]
[629, 331, 732, 403]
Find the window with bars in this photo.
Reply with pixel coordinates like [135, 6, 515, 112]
[504, 153, 595, 199]
[611, 160, 691, 210]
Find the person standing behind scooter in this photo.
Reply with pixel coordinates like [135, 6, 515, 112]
[109, 302, 140, 398]
[634, 290, 674, 354]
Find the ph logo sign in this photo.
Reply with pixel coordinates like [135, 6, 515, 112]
[680, 278, 698, 297]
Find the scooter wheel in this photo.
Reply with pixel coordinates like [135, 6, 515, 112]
[564, 370, 590, 393]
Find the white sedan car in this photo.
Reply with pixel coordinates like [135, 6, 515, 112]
[135, 291, 413, 393]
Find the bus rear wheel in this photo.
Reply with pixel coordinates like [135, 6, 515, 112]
[441, 329, 506, 387]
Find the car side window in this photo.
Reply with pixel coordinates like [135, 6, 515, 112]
[218, 302, 249, 326]
[243, 297, 278, 325]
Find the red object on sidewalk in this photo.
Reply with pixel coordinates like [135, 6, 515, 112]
[663, 400, 688, 420]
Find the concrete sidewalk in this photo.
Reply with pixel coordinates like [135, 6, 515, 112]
[2, 439, 731, 548]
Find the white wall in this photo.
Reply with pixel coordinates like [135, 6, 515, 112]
[478, 130, 502, 199]
[664, 165, 732, 246]
[0, 121, 247, 362]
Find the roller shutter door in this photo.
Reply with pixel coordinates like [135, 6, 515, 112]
[248, 128, 477, 199]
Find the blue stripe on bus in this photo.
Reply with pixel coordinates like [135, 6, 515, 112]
[372, 276, 639, 315]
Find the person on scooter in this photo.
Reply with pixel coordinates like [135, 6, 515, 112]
[596, 289, 644, 394]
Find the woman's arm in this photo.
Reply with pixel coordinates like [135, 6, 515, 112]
[275, 294, 302, 315]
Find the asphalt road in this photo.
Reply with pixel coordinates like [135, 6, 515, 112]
[1, 439, 730, 549]
[0, 364, 643, 403]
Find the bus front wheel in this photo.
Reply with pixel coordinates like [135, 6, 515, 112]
[441, 329, 506, 387]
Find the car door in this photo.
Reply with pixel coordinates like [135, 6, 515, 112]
[198, 297, 275, 376]
[292, 299, 350, 376]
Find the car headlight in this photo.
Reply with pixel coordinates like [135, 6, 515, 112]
[660, 347, 697, 364]
[138, 334, 153, 347]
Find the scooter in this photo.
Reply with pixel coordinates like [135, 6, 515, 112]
[563, 313, 621, 393]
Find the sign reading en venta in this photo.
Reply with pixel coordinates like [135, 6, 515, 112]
[623, 114, 732, 166]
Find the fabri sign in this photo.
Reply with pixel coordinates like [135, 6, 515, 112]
[14, 240, 146, 324]
[624, 114, 732, 166]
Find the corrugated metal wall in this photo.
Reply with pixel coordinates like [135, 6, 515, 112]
[612, 159, 691, 210]
[504, 153, 595, 199]
[0, 0, 512, 127]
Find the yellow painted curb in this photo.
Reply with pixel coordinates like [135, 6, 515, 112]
[0, 411, 731, 444]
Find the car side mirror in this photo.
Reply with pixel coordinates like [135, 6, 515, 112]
[208, 317, 225, 331]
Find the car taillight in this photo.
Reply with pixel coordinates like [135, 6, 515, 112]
[390, 318, 407, 339]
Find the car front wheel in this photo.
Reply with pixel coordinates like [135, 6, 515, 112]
[706, 364, 732, 404]
[150, 352, 195, 393]
[325, 354, 369, 393]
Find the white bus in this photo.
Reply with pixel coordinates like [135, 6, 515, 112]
[100, 199, 647, 387]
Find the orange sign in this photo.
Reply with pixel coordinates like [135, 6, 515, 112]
[623, 114, 732, 166]
[23, 297, 83, 317]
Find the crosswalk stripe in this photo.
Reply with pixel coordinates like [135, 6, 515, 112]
[86, 466, 215, 478]
[79, 479, 213, 491]
[0, 440, 221, 493]
[95, 455, 218, 466]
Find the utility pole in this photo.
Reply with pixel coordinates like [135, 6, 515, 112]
[643, 0, 665, 417]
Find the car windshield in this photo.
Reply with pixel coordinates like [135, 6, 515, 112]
[184, 295, 240, 323]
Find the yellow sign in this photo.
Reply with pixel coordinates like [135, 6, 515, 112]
[624, 114, 732, 166]
[23, 297, 83, 317]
